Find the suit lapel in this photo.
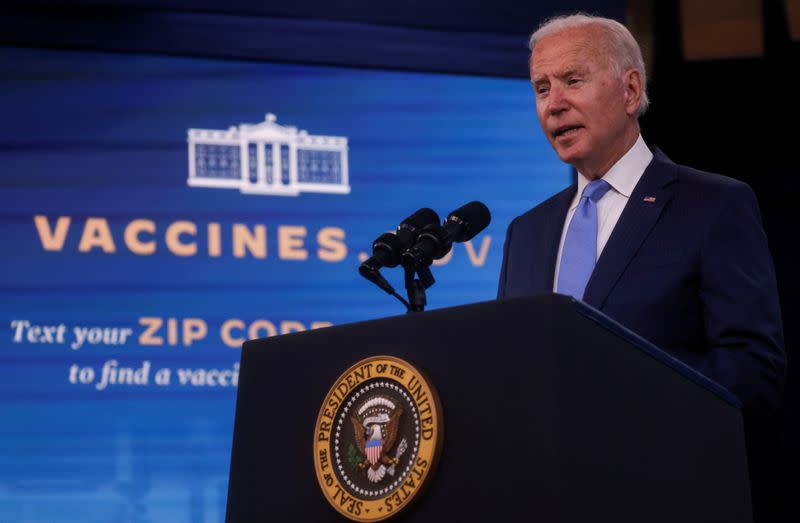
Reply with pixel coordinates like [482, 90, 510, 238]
[583, 149, 678, 308]
[534, 186, 575, 294]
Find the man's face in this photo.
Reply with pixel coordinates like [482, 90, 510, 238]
[530, 26, 637, 177]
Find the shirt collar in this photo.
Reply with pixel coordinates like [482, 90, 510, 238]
[572, 134, 654, 209]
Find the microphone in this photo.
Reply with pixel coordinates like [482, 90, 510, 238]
[395, 207, 441, 249]
[358, 233, 404, 276]
[359, 208, 440, 293]
[401, 201, 491, 270]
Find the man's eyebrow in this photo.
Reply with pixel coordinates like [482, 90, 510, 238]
[531, 65, 588, 84]
[557, 66, 588, 78]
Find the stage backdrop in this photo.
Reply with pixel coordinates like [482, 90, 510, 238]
[0, 47, 568, 521]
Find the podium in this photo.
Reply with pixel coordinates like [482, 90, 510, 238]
[226, 294, 752, 522]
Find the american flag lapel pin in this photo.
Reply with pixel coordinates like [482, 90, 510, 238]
[643, 196, 656, 203]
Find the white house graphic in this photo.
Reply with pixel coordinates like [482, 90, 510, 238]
[187, 114, 350, 196]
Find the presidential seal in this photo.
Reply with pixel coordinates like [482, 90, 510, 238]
[313, 356, 443, 521]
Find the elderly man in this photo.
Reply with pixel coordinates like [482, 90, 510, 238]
[497, 14, 785, 412]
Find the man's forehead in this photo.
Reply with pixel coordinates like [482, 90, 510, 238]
[530, 28, 607, 75]
[531, 61, 590, 81]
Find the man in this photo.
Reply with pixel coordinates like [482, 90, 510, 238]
[497, 14, 785, 412]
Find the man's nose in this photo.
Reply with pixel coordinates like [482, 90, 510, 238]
[547, 85, 569, 115]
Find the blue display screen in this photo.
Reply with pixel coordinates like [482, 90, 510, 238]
[0, 47, 568, 521]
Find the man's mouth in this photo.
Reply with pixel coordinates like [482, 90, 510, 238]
[552, 125, 583, 138]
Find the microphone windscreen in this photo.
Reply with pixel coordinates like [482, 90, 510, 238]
[404, 207, 440, 228]
[371, 232, 404, 267]
[396, 207, 440, 246]
[446, 201, 491, 242]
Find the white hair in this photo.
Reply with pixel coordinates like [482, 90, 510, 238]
[529, 13, 650, 117]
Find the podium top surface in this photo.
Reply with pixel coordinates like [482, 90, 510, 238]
[565, 296, 741, 408]
[277, 294, 740, 408]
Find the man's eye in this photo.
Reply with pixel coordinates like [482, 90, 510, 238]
[536, 86, 549, 95]
[568, 78, 582, 85]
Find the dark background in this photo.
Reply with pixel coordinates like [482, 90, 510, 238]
[2, 0, 797, 521]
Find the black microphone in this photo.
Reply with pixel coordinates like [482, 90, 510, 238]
[358, 233, 404, 277]
[359, 208, 440, 293]
[401, 201, 491, 270]
[395, 208, 441, 249]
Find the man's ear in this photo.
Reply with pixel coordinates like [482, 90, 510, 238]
[623, 69, 643, 115]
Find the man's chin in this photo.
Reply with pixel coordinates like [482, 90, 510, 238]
[555, 147, 585, 168]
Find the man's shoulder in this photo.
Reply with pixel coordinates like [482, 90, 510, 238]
[653, 149, 754, 200]
[667, 160, 760, 218]
[675, 162, 748, 191]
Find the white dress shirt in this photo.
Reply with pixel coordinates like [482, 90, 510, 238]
[553, 135, 654, 291]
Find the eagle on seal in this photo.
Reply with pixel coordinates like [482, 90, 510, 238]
[351, 406, 404, 483]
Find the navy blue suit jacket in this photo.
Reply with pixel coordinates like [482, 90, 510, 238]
[497, 149, 786, 410]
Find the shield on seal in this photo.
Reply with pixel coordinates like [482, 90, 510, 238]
[365, 438, 382, 466]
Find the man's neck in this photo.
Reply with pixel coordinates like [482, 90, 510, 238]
[579, 122, 641, 180]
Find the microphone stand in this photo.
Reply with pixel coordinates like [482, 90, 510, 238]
[404, 264, 435, 313]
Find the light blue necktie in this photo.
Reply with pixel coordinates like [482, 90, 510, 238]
[557, 179, 612, 299]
